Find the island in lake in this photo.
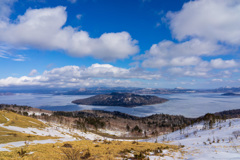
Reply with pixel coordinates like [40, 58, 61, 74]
[72, 92, 168, 107]
[222, 92, 240, 96]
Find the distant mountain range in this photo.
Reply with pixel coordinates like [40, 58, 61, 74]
[1, 86, 240, 95]
[56, 86, 240, 95]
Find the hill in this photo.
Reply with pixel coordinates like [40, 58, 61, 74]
[0, 110, 56, 144]
[146, 117, 240, 159]
[1, 105, 240, 159]
[72, 92, 168, 107]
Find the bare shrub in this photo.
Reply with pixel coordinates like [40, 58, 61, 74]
[61, 148, 82, 160]
[232, 144, 239, 153]
[62, 143, 73, 148]
[229, 137, 234, 143]
[232, 131, 240, 139]
[17, 148, 27, 158]
[193, 130, 197, 136]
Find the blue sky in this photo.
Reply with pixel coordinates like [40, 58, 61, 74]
[0, 0, 240, 89]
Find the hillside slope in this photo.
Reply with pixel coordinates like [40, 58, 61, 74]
[145, 118, 240, 159]
[0, 111, 57, 145]
[0, 110, 182, 160]
[0, 110, 46, 128]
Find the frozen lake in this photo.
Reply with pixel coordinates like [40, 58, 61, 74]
[0, 93, 239, 118]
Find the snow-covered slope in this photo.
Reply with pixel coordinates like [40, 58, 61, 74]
[0, 119, 105, 151]
[1, 110, 240, 159]
[145, 118, 240, 159]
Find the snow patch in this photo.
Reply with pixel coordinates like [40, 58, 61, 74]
[145, 118, 240, 159]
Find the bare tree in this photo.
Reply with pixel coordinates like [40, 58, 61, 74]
[232, 131, 240, 139]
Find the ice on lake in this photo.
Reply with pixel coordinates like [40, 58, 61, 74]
[0, 93, 239, 118]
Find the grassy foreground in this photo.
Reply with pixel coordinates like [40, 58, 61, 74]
[0, 140, 183, 160]
[0, 110, 57, 144]
[0, 126, 56, 144]
[0, 110, 47, 128]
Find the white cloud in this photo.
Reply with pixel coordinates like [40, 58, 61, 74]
[170, 56, 201, 66]
[155, 22, 161, 28]
[142, 39, 222, 68]
[148, 39, 223, 57]
[0, 43, 27, 61]
[42, 63, 161, 80]
[68, 0, 77, 3]
[168, 65, 210, 78]
[212, 79, 223, 82]
[0, 64, 160, 88]
[29, 69, 38, 76]
[141, 0, 240, 79]
[222, 70, 231, 76]
[0, 0, 17, 20]
[76, 14, 82, 20]
[233, 69, 239, 73]
[12, 54, 26, 61]
[0, 44, 10, 59]
[168, 0, 240, 45]
[210, 58, 238, 69]
[0, 6, 139, 61]
[0, 76, 142, 88]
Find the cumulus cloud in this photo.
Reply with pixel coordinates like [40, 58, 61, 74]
[210, 58, 238, 69]
[0, 76, 142, 88]
[221, 70, 232, 78]
[212, 79, 223, 82]
[142, 39, 222, 68]
[168, 62, 211, 78]
[0, 6, 139, 61]
[170, 57, 201, 66]
[0, 64, 160, 88]
[41, 63, 160, 80]
[0, 0, 17, 20]
[141, 0, 240, 79]
[147, 39, 222, 57]
[168, 0, 240, 45]
[142, 39, 238, 77]
[29, 69, 38, 76]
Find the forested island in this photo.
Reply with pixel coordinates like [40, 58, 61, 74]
[222, 92, 240, 96]
[72, 92, 168, 107]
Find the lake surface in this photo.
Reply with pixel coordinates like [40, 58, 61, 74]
[0, 93, 239, 118]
